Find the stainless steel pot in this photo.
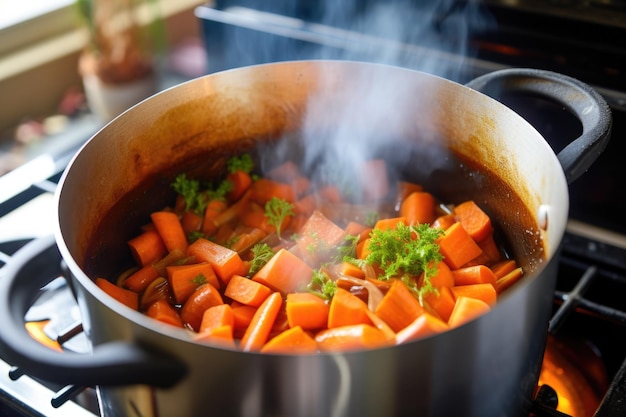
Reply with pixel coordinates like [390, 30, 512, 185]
[0, 61, 612, 417]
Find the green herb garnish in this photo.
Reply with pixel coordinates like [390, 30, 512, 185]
[248, 243, 275, 275]
[227, 154, 254, 174]
[171, 174, 204, 214]
[264, 197, 294, 239]
[308, 269, 337, 300]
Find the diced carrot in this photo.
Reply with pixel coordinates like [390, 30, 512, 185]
[356, 238, 371, 260]
[495, 267, 524, 294]
[286, 292, 330, 330]
[150, 211, 189, 253]
[396, 181, 423, 208]
[468, 234, 502, 266]
[226, 170, 253, 202]
[231, 303, 257, 329]
[373, 216, 407, 231]
[454, 200, 494, 242]
[240, 292, 283, 351]
[228, 227, 267, 255]
[452, 265, 497, 286]
[374, 280, 424, 333]
[339, 261, 365, 279]
[293, 194, 317, 216]
[364, 310, 396, 342]
[145, 299, 184, 328]
[344, 221, 368, 239]
[327, 288, 372, 328]
[286, 214, 308, 234]
[400, 192, 436, 225]
[128, 229, 167, 267]
[422, 261, 455, 289]
[491, 259, 518, 279]
[261, 325, 318, 354]
[166, 262, 220, 304]
[395, 312, 448, 344]
[187, 238, 246, 286]
[424, 286, 456, 323]
[438, 222, 483, 269]
[432, 213, 457, 231]
[295, 210, 346, 266]
[181, 210, 204, 234]
[202, 199, 229, 236]
[225, 274, 272, 307]
[122, 263, 160, 293]
[251, 248, 313, 294]
[359, 159, 390, 201]
[249, 178, 296, 205]
[451, 283, 497, 306]
[180, 283, 224, 332]
[198, 304, 235, 333]
[315, 324, 389, 352]
[240, 203, 280, 235]
[195, 325, 236, 348]
[95, 277, 138, 311]
[447, 296, 491, 328]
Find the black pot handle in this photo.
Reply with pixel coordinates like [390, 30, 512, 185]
[465, 68, 612, 184]
[0, 234, 187, 388]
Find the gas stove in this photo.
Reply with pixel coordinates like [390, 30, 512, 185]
[1, 1, 626, 416]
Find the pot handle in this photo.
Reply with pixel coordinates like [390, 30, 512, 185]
[465, 68, 612, 183]
[0, 234, 187, 388]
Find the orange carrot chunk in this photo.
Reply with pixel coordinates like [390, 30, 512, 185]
[327, 288, 372, 328]
[252, 248, 313, 294]
[187, 238, 246, 286]
[286, 292, 330, 330]
[374, 280, 424, 333]
[495, 267, 524, 294]
[225, 274, 272, 307]
[226, 170, 253, 203]
[438, 222, 483, 270]
[167, 262, 220, 304]
[150, 211, 189, 253]
[249, 178, 296, 205]
[240, 292, 283, 351]
[180, 283, 224, 332]
[315, 324, 389, 352]
[231, 303, 258, 329]
[195, 325, 236, 348]
[491, 260, 518, 279]
[198, 304, 235, 333]
[452, 265, 497, 286]
[295, 210, 346, 266]
[400, 191, 436, 225]
[261, 325, 318, 354]
[96, 277, 138, 311]
[454, 200, 493, 242]
[424, 286, 456, 323]
[451, 283, 498, 306]
[128, 229, 167, 267]
[145, 299, 184, 328]
[395, 312, 448, 344]
[447, 296, 491, 328]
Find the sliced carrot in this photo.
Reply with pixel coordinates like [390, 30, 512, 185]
[249, 178, 296, 205]
[447, 295, 491, 328]
[228, 227, 267, 255]
[373, 216, 407, 232]
[198, 304, 235, 333]
[96, 277, 138, 311]
[252, 248, 313, 294]
[424, 286, 456, 323]
[374, 279, 424, 333]
[293, 194, 317, 216]
[451, 283, 497, 306]
[365, 309, 396, 342]
[240, 292, 283, 351]
[225, 274, 272, 307]
[166, 262, 220, 304]
[195, 325, 236, 348]
[145, 299, 184, 328]
[395, 312, 448, 344]
[181, 210, 204, 234]
[356, 238, 371, 260]
[438, 222, 483, 269]
[468, 234, 502, 266]
[128, 229, 167, 267]
[261, 325, 318, 354]
[452, 265, 497, 286]
[359, 159, 390, 202]
[344, 221, 368, 239]
[180, 283, 224, 332]
[400, 191, 436, 225]
[315, 324, 389, 352]
[396, 181, 423, 208]
[491, 259, 518, 279]
[286, 292, 330, 330]
[495, 267, 524, 294]
[327, 287, 372, 328]
[231, 303, 257, 329]
[201, 199, 229, 236]
[187, 238, 246, 285]
[122, 263, 160, 293]
[240, 203, 279, 235]
[150, 211, 189, 253]
[454, 200, 493, 242]
[432, 213, 457, 231]
[339, 261, 365, 279]
[295, 210, 346, 266]
[226, 170, 253, 202]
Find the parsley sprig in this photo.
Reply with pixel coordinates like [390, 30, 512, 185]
[308, 269, 337, 300]
[248, 243, 275, 275]
[264, 197, 294, 239]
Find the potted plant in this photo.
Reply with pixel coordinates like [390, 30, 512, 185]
[76, 0, 162, 122]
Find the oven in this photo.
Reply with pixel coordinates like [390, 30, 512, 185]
[0, 0, 625, 416]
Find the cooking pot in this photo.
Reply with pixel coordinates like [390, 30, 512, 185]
[0, 61, 611, 417]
